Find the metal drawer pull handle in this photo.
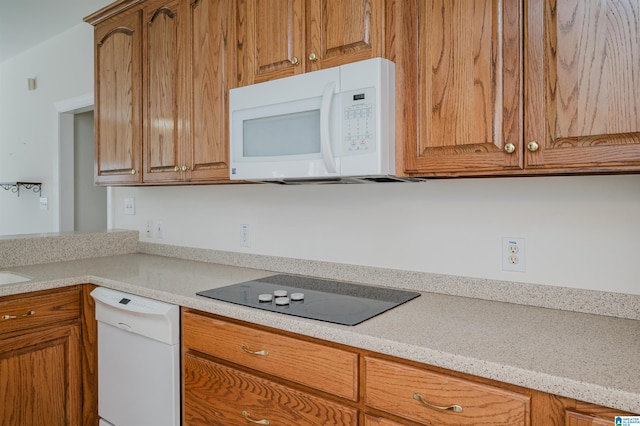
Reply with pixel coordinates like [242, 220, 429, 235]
[242, 410, 270, 425]
[241, 344, 269, 356]
[413, 393, 463, 413]
[2, 310, 35, 320]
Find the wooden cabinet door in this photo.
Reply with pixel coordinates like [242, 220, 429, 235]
[306, 0, 384, 72]
[525, 0, 640, 172]
[142, 0, 185, 183]
[183, 353, 358, 426]
[185, 0, 234, 182]
[398, 0, 523, 176]
[237, 0, 385, 85]
[237, 0, 305, 85]
[0, 325, 82, 426]
[94, 8, 143, 185]
[566, 411, 614, 426]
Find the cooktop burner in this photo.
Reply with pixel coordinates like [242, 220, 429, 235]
[197, 274, 420, 326]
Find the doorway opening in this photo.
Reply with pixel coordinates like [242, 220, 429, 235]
[55, 94, 109, 232]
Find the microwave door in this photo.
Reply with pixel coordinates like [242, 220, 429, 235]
[320, 82, 337, 173]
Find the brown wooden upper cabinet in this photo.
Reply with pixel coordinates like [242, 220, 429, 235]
[87, 0, 234, 185]
[236, 0, 386, 86]
[93, 7, 143, 185]
[395, 0, 640, 177]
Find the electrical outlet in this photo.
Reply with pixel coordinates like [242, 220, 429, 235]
[155, 221, 164, 239]
[145, 220, 153, 238]
[124, 197, 135, 215]
[240, 224, 251, 247]
[39, 197, 48, 210]
[502, 237, 525, 272]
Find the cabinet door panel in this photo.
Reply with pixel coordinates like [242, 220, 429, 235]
[94, 10, 143, 184]
[566, 411, 613, 426]
[365, 357, 530, 426]
[526, 0, 640, 170]
[0, 325, 82, 426]
[401, 0, 523, 176]
[307, 0, 383, 71]
[187, 0, 233, 181]
[183, 353, 358, 426]
[143, 0, 183, 182]
[239, 0, 304, 84]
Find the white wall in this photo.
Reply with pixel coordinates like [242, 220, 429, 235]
[0, 23, 96, 235]
[112, 174, 640, 295]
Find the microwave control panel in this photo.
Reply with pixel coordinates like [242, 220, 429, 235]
[341, 87, 376, 155]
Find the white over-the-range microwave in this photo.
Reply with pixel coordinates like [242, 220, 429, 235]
[229, 58, 418, 184]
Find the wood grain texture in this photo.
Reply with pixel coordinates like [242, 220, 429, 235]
[238, 0, 384, 83]
[182, 310, 358, 400]
[94, 8, 143, 184]
[399, 0, 524, 175]
[188, 0, 233, 181]
[142, 0, 182, 181]
[0, 287, 80, 335]
[364, 356, 530, 426]
[566, 411, 615, 426]
[364, 414, 410, 426]
[0, 325, 82, 426]
[525, 0, 640, 170]
[81, 284, 99, 426]
[183, 353, 358, 426]
[306, 0, 383, 71]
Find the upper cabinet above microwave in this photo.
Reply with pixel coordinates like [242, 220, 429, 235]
[394, 0, 640, 177]
[236, 0, 386, 86]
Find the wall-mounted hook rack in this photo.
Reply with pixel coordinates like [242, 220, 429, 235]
[0, 182, 42, 197]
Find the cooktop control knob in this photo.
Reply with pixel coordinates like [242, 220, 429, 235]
[290, 292, 304, 301]
[274, 290, 287, 297]
[275, 297, 290, 306]
[258, 294, 273, 302]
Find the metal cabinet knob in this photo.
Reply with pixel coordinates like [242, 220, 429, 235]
[504, 143, 516, 154]
[527, 141, 540, 152]
[131, 169, 137, 175]
[174, 166, 180, 172]
[308, 52, 318, 61]
[290, 56, 299, 65]
[181, 165, 189, 172]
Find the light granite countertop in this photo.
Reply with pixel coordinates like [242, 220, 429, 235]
[1, 252, 639, 413]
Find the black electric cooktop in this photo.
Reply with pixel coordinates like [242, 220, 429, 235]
[197, 274, 420, 326]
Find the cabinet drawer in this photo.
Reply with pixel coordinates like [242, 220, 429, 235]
[183, 353, 358, 426]
[566, 411, 613, 426]
[365, 357, 530, 426]
[365, 414, 409, 426]
[182, 310, 358, 400]
[0, 288, 81, 335]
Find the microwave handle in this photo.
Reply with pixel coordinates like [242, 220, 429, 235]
[320, 82, 337, 173]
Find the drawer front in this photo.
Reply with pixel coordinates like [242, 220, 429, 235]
[365, 357, 530, 426]
[183, 353, 358, 426]
[0, 288, 81, 335]
[566, 411, 613, 426]
[182, 310, 358, 400]
[365, 414, 409, 426]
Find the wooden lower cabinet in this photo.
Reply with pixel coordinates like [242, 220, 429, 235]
[182, 309, 637, 426]
[566, 411, 615, 426]
[0, 286, 97, 426]
[365, 356, 529, 426]
[365, 415, 409, 426]
[0, 325, 82, 426]
[183, 352, 357, 425]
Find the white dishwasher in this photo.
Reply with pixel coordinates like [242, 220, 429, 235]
[91, 287, 180, 426]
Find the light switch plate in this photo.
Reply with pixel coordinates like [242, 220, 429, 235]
[124, 197, 135, 215]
